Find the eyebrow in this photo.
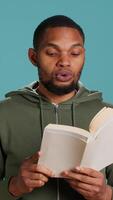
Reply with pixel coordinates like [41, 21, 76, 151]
[43, 42, 84, 49]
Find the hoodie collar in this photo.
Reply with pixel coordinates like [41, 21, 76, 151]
[5, 81, 103, 104]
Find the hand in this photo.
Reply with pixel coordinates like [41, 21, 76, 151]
[9, 151, 53, 197]
[62, 167, 112, 200]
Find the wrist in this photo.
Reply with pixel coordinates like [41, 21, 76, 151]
[105, 185, 112, 200]
[8, 176, 23, 197]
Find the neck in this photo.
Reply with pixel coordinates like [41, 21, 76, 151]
[37, 83, 76, 104]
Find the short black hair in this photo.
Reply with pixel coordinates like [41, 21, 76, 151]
[33, 15, 85, 49]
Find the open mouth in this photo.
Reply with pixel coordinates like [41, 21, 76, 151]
[55, 70, 73, 82]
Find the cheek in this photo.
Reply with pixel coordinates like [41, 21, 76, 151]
[74, 57, 85, 71]
[77, 55, 85, 65]
[40, 66, 54, 76]
[72, 59, 84, 79]
[73, 61, 84, 73]
[38, 64, 54, 81]
[38, 58, 55, 74]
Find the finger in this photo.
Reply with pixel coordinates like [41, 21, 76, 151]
[30, 151, 41, 163]
[71, 184, 91, 199]
[25, 178, 45, 188]
[24, 151, 41, 165]
[23, 163, 53, 178]
[23, 171, 49, 182]
[62, 170, 95, 185]
[36, 164, 54, 177]
[70, 181, 101, 200]
[73, 167, 102, 178]
[68, 179, 93, 192]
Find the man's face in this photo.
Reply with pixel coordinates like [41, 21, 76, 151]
[35, 27, 85, 94]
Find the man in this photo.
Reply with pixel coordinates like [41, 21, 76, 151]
[0, 15, 113, 200]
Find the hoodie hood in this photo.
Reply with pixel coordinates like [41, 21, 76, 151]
[5, 81, 103, 104]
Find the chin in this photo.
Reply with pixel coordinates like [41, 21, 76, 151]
[42, 80, 77, 95]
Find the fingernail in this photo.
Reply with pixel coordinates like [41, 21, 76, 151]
[64, 171, 68, 175]
[75, 166, 81, 171]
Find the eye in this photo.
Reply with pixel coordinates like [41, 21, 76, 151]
[70, 47, 84, 57]
[46, 50, 58, 57]
[71, 51, 81, 56]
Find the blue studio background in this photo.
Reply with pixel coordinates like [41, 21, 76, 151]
[0, 0, 113, 102]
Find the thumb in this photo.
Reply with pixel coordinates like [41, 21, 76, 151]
[28, 151, 42, 163]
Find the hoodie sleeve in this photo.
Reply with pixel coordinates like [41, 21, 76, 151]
[0, 101, 19, 200]
[106, 164, 113, 199]
[0, 144, 19, 200]
[0, 179, 18, 200]
[0, 146, 18, 200]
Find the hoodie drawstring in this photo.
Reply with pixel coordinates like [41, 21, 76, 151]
[72, 102, 76, 127]
[39, 97, 44, 137]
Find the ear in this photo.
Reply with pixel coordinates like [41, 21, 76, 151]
[28, 48, 38, 66]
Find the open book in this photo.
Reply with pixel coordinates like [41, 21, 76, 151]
[38, 107, 113, 177]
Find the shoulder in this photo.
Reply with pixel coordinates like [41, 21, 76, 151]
[0, 97, 12, 110]
[0, 97, 15, 119]
[0, 95, 28, 117]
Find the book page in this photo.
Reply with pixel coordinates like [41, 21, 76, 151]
[38, 124, 89, 177]
[81, 117, 113, 170]
[46, 124, 90, 140]
[89, 107, 113, 133]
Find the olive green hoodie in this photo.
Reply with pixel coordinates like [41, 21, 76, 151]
[0, 81, 113, 200]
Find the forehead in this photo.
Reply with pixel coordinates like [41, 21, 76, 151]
[39, 27, 84, 48]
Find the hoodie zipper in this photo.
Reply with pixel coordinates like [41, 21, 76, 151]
[54, 104, 59, 124]
[53, 104, 60, 200]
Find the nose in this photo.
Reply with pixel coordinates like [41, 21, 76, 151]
[56, 55, 71, 68]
